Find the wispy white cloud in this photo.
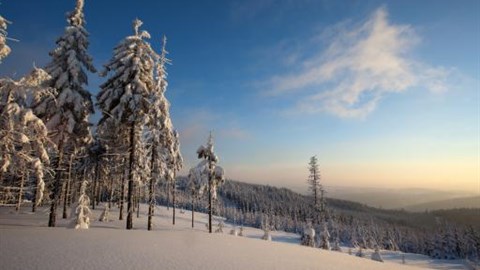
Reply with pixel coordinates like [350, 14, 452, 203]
[265, 7, 452, 118]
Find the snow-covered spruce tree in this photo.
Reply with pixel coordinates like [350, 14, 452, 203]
[195, 132, 225, 233]
[0, 15, 11, 62]
[332, 236, 342, 252]
[261, 214, 272, 241]
[146, 37, 183, 230]
[97, 19, 158, 230]
[187, 161, 208, 228]
[215, 219, 224, 233]
[301, 225, 316, 247]
[307, 155, 324, 222]
[33, 0, 96, 227]
[319, 222, 331, 250]
[98, 203, 109, 222]
[168, 131, 182, 225]
[371, 245, 384, 262]
[71, 179, 91, 229]
[0, 69, 51, 212]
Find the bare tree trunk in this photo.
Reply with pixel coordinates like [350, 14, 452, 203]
[208, 160, 213, 233]
[126, 122, 136, 230]
[62, 180, 69, 218]
[92, 162, 99, 210]
[191, 192, 195, 228]
[108, 172, 115, 209]
[68, 170, 76, 207]
[147, 143, 157, 231]
[48, 133, 65, 227]
[15, 174, 25, 212]
[119, 166, 126, 220]
[32, 174, 38, 213]
[166, 181, 170, 211]
[62, 153, 74, 218]
[172, 177, 176, 225]
[96, 180, 102, 206]
[208, 176, 212, 233]
[136, 184, 140, 218]
[147, 177, 155, 231]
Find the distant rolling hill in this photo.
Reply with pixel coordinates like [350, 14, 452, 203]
[404, 195, 480, 212]
[171, 178, 480, 230]
[325, 187, 475, 210]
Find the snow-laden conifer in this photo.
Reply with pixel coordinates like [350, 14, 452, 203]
[0, 69, 52, 211]
[308, 156, 320, 206]
[319, 222, 331, 250]
[99, 204, 109, 222]
[188, 162, 208, 228]
[215, 219, 224, 233]
[0, 15, 11, 62]
[192, 133, 225, 233]
[71, 179, 91, 229]
[97, 19, 158, 230]
[261, 215, 272, 241]
[371, 245, 384, 262]
[33, 0, 95, 227]
[301, 225, 316, 247]
[146, 37, 182, 230]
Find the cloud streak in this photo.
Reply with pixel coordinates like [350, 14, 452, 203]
[266, 7, 451, 118]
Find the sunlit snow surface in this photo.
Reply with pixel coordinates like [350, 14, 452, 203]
[0, 205, 469, 270]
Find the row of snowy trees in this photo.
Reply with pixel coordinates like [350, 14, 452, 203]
[0, 0, 186, 230]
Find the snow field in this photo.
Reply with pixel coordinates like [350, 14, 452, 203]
[0, 204, 468, 270]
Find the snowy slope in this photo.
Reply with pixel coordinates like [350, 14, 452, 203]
[0, 205, 469, 270]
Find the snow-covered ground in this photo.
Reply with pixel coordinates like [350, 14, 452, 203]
[0, 204, 471, 270]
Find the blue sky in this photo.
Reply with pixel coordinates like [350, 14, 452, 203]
[1, 0, 478, 192]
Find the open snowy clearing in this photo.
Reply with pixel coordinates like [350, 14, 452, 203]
[0, 204, 469, 270]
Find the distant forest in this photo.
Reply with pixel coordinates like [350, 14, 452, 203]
[157, 178, 480, 261]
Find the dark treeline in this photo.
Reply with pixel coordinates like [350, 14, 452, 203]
[159, 178, 480, 262]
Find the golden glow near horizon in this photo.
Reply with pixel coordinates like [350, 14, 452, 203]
[226, 159, 479, 193]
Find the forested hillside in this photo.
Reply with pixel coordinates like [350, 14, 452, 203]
[160, 178, 480, 261]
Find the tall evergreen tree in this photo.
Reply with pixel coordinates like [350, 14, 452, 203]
[146, 37, 182, 230]
[195, 133, 225, 233]
[33, 0, 96, 227]
[97, 19, 158, 230]
[308, 156, 320, 206]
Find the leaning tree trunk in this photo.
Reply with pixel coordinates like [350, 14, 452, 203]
[48, 140, 64, 227]
[15, 173, 25, 212]
[126, 122, 136, 230]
